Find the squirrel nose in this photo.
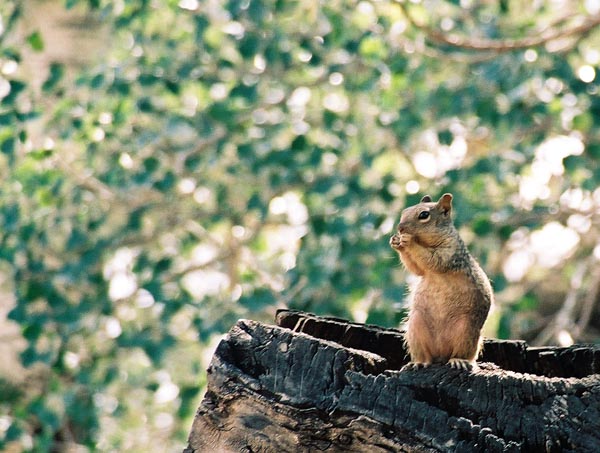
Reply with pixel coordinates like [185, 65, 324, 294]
[397, 223, 406, 233]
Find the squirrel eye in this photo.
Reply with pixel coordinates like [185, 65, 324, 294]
[418, 211, 430, 220]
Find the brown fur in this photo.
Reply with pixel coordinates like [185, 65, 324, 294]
[389, 194, 492, 370]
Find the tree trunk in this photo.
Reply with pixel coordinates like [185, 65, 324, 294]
[184, 310, 600, 452]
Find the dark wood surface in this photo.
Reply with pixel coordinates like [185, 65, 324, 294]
[184, 310, 600, 452]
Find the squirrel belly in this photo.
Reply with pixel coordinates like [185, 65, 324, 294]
[407, 270, 491, 366]
[390, 193, 493, 370]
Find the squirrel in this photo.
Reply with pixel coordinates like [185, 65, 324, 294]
[389, 193, 492, 371]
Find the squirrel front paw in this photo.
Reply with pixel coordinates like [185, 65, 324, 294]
[390, 233, 412, 250]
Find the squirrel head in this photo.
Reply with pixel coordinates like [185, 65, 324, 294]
[396, 193, 454, 242]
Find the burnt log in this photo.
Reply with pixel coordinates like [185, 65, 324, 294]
[184, 310, 600, 452]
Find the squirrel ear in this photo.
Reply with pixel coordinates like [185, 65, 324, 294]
[437, 193, 453, 215]
[420, 195, 432, 203]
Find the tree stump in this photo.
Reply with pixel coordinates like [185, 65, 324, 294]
[184, 310, 600, 452]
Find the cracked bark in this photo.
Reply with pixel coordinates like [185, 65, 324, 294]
[184, 310, 600, 453]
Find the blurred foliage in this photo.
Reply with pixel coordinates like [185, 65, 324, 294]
[1, 0, 600, 451]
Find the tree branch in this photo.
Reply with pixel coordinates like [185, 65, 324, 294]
[399, 3, 600, 54]
[533, 261, 586, 346]
[574, 265, 600, 340]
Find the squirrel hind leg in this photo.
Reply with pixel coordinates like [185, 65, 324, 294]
[401, 361, 432, 372]
[448, 358, 477, 371]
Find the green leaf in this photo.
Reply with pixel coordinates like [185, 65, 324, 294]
[127, 207, 147, 230]
[42, 63, 64, 92]
[154, 258, 172, 273]
[0, 113, 13, 125]
[438, 129, 453, 145]
[0, 136, 15, 156]
[26, 31, 44, 52]
[517, 294, 538, 310]
[239, 288, 276, 311]
[4, 420, 23, 442]
[30, 399, 61, 431]
[1, 80, 26, 105]
[65, 0, 80, 9]
[143, 156, 160, 173]
[359, 36, 387, 60]
[154, 170, 175, 190]
[27, 149, 53, 160]
[22, 323, 43, 341]
[497, 312, 512, 340]
[562, 155, 582, 174]
[472, 216, 493, 236]
[177, 385, 201, 418]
